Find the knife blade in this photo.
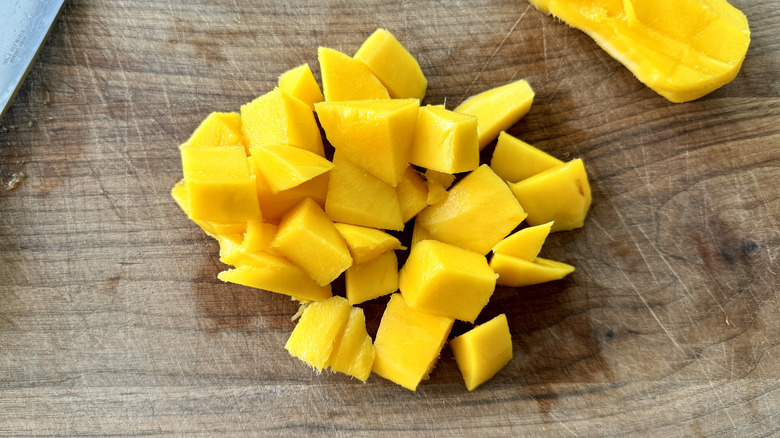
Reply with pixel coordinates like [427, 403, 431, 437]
[0, 0, 65, 122]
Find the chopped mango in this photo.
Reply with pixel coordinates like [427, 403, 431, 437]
[490, 132, 563, 183]
[182, 112, 245, 152]
[395, 166, 429, 223]
[425, 169, 454, 205]
[214, 232, 245, 266]
[315, 98, 420, 187]
[491, 221, 553, 261]
[354, 28, 427, 100]
[454, 80, 535, 150]
[528, 0, 750, 103]
[324, 152, 404, 231]
[272, 197, 353, 286]
[333, 223, 405, 264]
[490, 253, 574, 287]
[278, 63, 324, 110]
[329, 307, 376, 381]
[285, 296, 352, 370]
[249, 157, 329, 222]
[180, 145, 261, 224]
[449, 314, 513, 391]
[241, 88, 324, 156]
[509, 159, 591, 232]
[248, 145, 334, 193]
[416, 165, 527, 255]
[171, 179, 247, 237]
[217, 256, 332, 302]
[373, 293, 454, 390]
[425, 169, 456, 189]
[411, 220, 434, 248]
[410, 105, 479, 174]
[399, 239, 497, 322]
[345, 250, 399, 305]
[240, 219, 279, 256]
[318, 47, 390, 101]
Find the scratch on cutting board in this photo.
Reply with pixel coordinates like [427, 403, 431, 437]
[461, 4, 531, 100]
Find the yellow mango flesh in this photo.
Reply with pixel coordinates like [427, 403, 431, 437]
[509, 159, 591, 232]
[285, 296, 352, 370]
[490, 254, 575, 287]
[410, 105, 479, 174]
[416, 165, 527, 255]
[217, 257, 332, 302]
[425, 169, 455, 189]
[180, 145, 261, 224]
[426, 180, 448, 205]
[411, 220, 434, 248]
[324, 152, 404, 231]
[354, 28, 427, 100]
[373, 293, 454, 391]
[248, 145, 334, 193]
[529, 0, 750, 103]
[272, 197, 353, 286]
[490, 132, 563, 183]
[333, 223, 405, 264]
[318, 47, 390, 101]
[454, 80, 535, 150]
[240, 219, 279, 256]
[315, 98, 420, 187]
[345, 250, 400, 305]
[395, 166, 429, 223]
[182, 112, 245, 152]
[329, 307, 376, 381]
[171, 179, 247, 237]
[449, 313, 513, 391]
[241, 88, 324, 156]
[250, 158, 329, 222]
[278, 63, 324, 111]
[399, 239, 497, 323]
[491, 221, 553, 261]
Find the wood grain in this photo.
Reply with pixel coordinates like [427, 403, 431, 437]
[1, 0, 779, 436]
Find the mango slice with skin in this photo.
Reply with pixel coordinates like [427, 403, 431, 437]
[410, 105, 479, 174]
[454, 80, 535, 150]
[249, 158, 329, 223]
[490, 132, 563, 183]
[319, 47, 390, 102]
[217, 256, 333, 302]
[272, 197, 353, 286]
[345, 250, 400, 305]
[528, 0, 750, 103]
[399, 239, 497, 323]
[373, 293, 454, 391]
[248, 145, 334, 193]
[395, 166, 429, 223]
[325, 152, 404, 231]
[182, 112, 245, 152]
[450, 313, 513, 391]
[278, 63, 324, 111]
[329, 307, 376, 381]
[171, 179, 247, 237]
[416, 164, 527, 255]
[354, 28, 427, 100]
[241, 88, 324, 156]
[490, 254, 575, 287]
[509, 159, 591, 232]
[333, 223, 406, 264]
[285, 296, 352, 370]
[491, 221, 554, 261]
[315, 98, 420, 187]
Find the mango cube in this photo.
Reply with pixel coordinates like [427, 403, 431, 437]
[325, 152, 404, 231]
[278, 63, 324, 110]
[272, 197, 353, 286]
[509, 159, 591, 232]
[329, 307, 376, 381]
[491, 221, 553, 261]
[399, 239, 497, 323]
[241, 88, 324, 156]
[410, 105, 479, 174]
[345, 250, 399, 305]
[315, 98, 419, 187]
[217, 255, 332, 302]
[354, 28, 427, 100]
[249, 156, 329, 222]
[425, 169, 455, 205]
[285, 296, 352, 370]
[171, 179, 247, 237]
[416, 165, 527, 255]
[450, 314, 513, 391]
[411, 220, 434, 248]
[180, 145, 261, 223]
[319, 47, 390, 101]
[490, 132, 563, 183]
[333, 223, 405, 264]
[373, 293, 454, 390]
[395, 166, 429, 223]
[490, 253, 574, 287]
[454, 80, 535, 150]
[182, 112, 245, 151]
[248, 145, 333, 193]
[240, 219, 279, 256]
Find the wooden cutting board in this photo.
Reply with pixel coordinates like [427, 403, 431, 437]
[1, 0, 778, 435]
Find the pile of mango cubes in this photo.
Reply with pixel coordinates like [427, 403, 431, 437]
[172, 29, 591, 391]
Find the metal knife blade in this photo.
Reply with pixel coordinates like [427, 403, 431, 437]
[0, 0, 65, 122]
